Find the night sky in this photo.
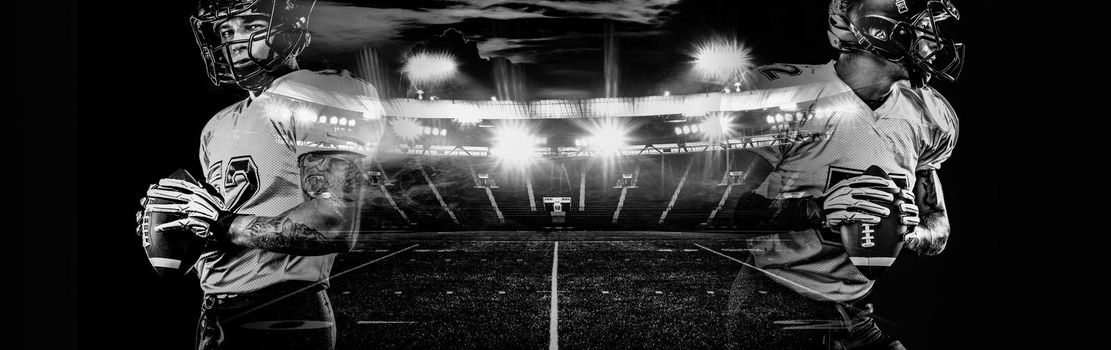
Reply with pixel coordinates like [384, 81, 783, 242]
[64, 1, 1033, 349]
[297, 0, 837, 99]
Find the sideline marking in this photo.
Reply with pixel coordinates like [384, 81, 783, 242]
[549, 242, 560, 350]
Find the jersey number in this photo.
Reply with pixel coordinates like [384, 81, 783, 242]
[758, 64, 803, 81]
[206, 156, 260, 212]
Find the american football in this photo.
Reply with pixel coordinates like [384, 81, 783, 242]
[838, 165, 909, 280]
[139, 169, 209, 279]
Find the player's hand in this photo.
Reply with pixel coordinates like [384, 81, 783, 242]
[144, 178, 227, 238]
[821, 175, 900, 228]
[896, 188, 920, 229]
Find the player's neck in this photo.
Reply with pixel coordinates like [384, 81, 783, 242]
[834, 53, 902, 110]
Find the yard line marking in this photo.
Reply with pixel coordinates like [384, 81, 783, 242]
[225, 244, 419, 323]
[549, 241, 560, 350]
[720, 248, 763, 252]
[357, 321, 417, 325]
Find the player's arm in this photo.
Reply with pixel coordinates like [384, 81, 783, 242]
[217, 151, 366, 256]
[730, 150, 826, 231]
[904, 169, 949, 256]
[731, 155, 916, 232]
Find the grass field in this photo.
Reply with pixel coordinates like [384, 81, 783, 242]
[326, 231, 870, 349]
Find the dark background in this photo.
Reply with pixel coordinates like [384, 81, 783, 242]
[60, 1, 1032, 349]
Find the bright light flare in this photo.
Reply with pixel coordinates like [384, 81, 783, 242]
[390, 117, 423, 142]
[403, 52, 459, 85]
[491, 124, 538, 168]
[699, 113, 735, 139]
[293, 105, 318, 123]
[690, 37, 753, 83]
[585, 119, 629, 156]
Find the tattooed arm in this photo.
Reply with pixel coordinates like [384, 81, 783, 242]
[219, 151, 367, 256]
[905, 169, 949, 256]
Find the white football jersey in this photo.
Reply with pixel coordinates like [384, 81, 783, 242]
[195, 70, 385, 295]
[745, 61, 958, 302]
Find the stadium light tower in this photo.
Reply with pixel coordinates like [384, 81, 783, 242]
[689, 37, 753, 88]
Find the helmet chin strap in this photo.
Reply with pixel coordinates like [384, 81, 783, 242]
[235, 60, 296, 93]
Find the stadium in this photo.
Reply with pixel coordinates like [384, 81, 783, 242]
[342, 87, 827, 232]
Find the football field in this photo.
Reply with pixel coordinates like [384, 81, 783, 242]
[328, 231, 854, 349]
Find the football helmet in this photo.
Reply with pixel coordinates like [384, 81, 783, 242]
[828, 0, 861, 52]
[190, 0, 316, 91]
[846, 0, 965, 87]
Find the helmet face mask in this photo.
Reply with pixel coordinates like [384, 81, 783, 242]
[847, 0, 965, 87]
[191, 0, 315, 91]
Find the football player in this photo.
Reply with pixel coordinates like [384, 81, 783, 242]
[726, 0, 962, 348]
[136, 0, 384, 349]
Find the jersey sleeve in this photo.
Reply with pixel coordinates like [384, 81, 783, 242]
[917, 87, 959, 171]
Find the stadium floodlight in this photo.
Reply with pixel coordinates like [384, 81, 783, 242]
[294, 106, 318, 123]
[575, 139, 582, 147]
[330, 116, 339, 125]
[683, 125, 692, 134]
[690, 37, 753, 84]
[423, 126, 432, 135]
[663, 90, 671, 97]
[348, 119, 357, 127]
[432, 127, 441, 136]
[675, 127, 683, 135]
[700, 114, 734, 138]
[775, 114, 783, 123]
[691, 124, 700, 133]
[581, 120, 629, 156]
[318, 116, 328, 124]
[390, 117, 424, 142]
[402, 52, 458, 86]
[766, 115, 775, 124]
[439, 128, 447, 136]
[492, 124, 537, 168]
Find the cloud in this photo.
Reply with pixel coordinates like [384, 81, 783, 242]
[308, 1, 682, 51]
[475, 36, 578, 63]
[518, 0, 682, 24]
[309, 2, 552, 51]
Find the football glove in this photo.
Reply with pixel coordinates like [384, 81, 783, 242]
[142, 177, 227, 238]
[822, 175, 919, 231]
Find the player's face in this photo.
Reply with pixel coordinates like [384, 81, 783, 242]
[215, 15, 272, 68]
